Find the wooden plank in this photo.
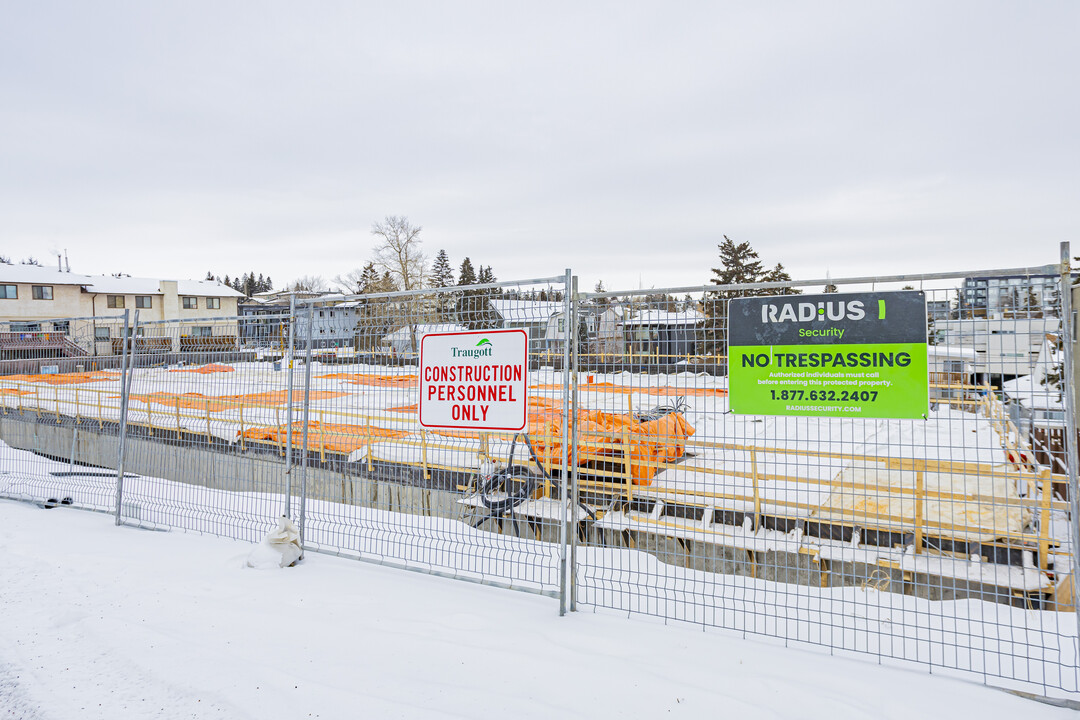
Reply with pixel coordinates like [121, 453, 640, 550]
[914, 471, 924, 554]
[1038, 468, 1053, 572]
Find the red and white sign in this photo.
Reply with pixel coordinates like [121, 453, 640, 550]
[418, 329, 529, 431]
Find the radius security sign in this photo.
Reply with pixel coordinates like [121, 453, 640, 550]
[728, 291, 928, 418]
[419, 328, 529, 431]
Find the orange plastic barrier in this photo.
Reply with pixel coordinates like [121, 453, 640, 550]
[317, 373, 418, 388]
[530, 382, 726, 397]
[240, 422, 408, 454]
[169, 363, 235, 374]
[1, 371, 120, 386]
[0, 388, 32, 396]
[131, 390, 348, 411]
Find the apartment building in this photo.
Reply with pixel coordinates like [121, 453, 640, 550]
[0, 265, 243, 357]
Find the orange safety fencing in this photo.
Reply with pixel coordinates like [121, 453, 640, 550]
[317, 373, 418, 388]
[531, 382, 727, 398]
[0, 371, 120, 385]
[169, 363, 235, 374]
[0, 388, 33, 396]
[240, 422, 409, 454]
[130, 390, 348, 411]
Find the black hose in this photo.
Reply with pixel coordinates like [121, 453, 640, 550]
[472, 431, 598, 532]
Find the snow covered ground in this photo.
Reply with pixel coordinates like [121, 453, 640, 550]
[1, 497, 1077, 720]
[3, 360, 1078, 715]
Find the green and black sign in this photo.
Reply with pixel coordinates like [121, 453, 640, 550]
[728, 291, 928, 418]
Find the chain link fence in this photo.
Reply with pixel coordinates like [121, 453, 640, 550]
[0, 261, 1077, 701]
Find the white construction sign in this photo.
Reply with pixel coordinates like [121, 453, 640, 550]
[418, 329, 529, 431]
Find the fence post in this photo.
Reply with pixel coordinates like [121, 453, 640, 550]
[285, 293, 297, 518]
[297, 300, 315, 552]
[559, 268, 571, 616]
[569, 273, 581, 612]
[1058, 242, 1080, 633]
[114, 309, 137, 526]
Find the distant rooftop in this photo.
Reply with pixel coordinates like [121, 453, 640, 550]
[0, 265, 243, 297]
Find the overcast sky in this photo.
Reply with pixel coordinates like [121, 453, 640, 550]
[1, 1, 1077, 294]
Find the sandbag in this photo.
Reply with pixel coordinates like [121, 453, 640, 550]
[246, 516, 303, 568]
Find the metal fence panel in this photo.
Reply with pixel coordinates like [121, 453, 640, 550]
[570, 263, 1079, 698]
[0, 314, 131, 515]
[289, 276, 574, 595]
[101, 311, 292, 539]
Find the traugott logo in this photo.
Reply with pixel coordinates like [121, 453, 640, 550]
[451, 338, 493, 358]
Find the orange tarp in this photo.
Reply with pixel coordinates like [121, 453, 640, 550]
[131, 390, 348, 411]
[317, 373, 418, 388]
[240, 422, 408, 454]
[531, 382, 726, 398]
[0, 388, 32, 396]
[1, 371, 120, 385]
[169, 363, 235, 374]
[419, 394, 693, 485]
[530, 409, 696, 485]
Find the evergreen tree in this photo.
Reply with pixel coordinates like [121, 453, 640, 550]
[710, 236, 763, 297]
[761, 263, 800, 296]
[457, 258, 477, 286]
[593, 280, 611, 307]
[205, 271, 215, 281]
[223, 274, 231, 288]
[701, 235, 793, 354]
[358, 263, 380, 293]
[428, 249, 455, 288]
[477, 265, 496, 285]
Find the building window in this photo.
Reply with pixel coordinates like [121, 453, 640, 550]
[107, 295, 125, 308]
[206, 297, 220, 309]
[32, 285, 53, 300]
[190, 326, 213, 337]
[11, 322, 41, 332]
[95, 327, 110, 341]
[136, 296, 152, 308]
[0, 285, 17, 299]
[182, 297, 197, 309]
[53, 321, 70, 334]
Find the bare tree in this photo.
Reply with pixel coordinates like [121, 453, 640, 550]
[371, 216, 426, 290]
[287, 275, 327, 292]
[334, 268, 369, 295]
